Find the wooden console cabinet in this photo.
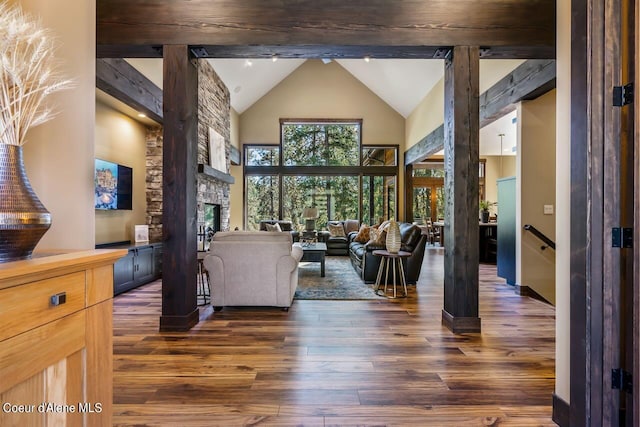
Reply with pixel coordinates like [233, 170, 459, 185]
[0, 249, 126, 427]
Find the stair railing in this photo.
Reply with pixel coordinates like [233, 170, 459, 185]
[523, 224, 556, 250]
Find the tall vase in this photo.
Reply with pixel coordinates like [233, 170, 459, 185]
[0, 144, 51, 262]
[385, 219, 401, 254]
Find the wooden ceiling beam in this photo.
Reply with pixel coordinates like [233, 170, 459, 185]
[97, 45, 555, 60]
[97, 0, 555, 59]
[404, 59, 556, 165]
[480, 59, 556, 126]
[96, 58, 163, 124]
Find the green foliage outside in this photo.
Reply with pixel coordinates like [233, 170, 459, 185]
[413, 168, 445, 178]
[245, 123, 396, 230]
[246, 175, 279, 230]
[412, 167, 445, 222]
[246, 146, 279, 166]
[283, 176, 359, 230]
[282, 123, 359, 166]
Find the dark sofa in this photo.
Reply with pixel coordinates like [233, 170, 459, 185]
[349, 222, 427, 284]
[318, 219, 360, 255]
[259, 220, 300, 242]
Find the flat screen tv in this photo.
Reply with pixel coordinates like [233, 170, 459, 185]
[94, 159, 133, 210]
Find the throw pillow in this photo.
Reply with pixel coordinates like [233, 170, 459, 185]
[368, 226, 386, 245]
[344, 219, 360, 234]
[353, 224, 371, 243]
[265, 223, 282, 232]
[328, 223, 346, 237]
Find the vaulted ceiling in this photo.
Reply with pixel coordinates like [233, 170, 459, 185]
[125, 58, 522, 118]
[121, 57, 521, 155]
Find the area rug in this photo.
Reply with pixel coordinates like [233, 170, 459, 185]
[295, 256, 384, 300]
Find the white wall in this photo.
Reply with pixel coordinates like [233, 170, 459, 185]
[556, 0, 572, 403]
[15, 0, 96, 250]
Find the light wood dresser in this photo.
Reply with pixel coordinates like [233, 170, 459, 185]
[0, 249, 126, 427]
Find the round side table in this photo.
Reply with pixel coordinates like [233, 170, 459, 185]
[372, 249, 411, 299]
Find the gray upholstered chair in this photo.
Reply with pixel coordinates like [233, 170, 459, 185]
[203, 231, 303, 310]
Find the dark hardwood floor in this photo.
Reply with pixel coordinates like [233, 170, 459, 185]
[113, 248, 556, 426]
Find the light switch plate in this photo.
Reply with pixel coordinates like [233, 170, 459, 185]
[543, 204, 554, 215]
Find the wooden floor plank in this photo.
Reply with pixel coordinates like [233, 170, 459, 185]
[113, 248, 555, 425]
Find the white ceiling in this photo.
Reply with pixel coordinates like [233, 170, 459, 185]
[208, 58, 447, 117]
[479, 109, 518, 156]
[207, 59, 306, 113]
[335, 59, 443, 118]
[121, 57, 523, 156]
[124, 58, 524, 120]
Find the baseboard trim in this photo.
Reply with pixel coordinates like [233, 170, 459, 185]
[552, 393, 570, 426]
[441, 309, 481, 333]
[515, 284, 553, 305]
[160, 308, 199, 332]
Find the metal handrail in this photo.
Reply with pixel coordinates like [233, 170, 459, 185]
[523, 224, 556, 250]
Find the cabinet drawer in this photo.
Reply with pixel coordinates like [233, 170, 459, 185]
[0, 271, 86, 342]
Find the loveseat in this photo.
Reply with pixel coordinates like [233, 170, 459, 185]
[259, 220, 300, 242]
[203, 231, 303, 309]
[349, 222, 427, 284]
[318, 219, 359, 255]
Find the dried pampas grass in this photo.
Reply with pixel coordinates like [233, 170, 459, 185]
[0, 2, 72, 146]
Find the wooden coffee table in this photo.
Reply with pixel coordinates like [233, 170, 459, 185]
[294, 242, 327, 277]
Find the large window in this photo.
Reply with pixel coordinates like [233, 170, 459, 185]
[282, 122, 360, 166]
[246, 145, 280, 166]
[362, 176, 396, 225]
[244, 120, 398, 230]
[282, 176, 360, 231]
[245, 175, 280, 230]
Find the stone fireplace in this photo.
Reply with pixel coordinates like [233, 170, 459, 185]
[145, 59, 233, 243]
[196, 59, 232, 235]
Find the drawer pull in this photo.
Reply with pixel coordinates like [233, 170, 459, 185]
[50, 292, 67, 306]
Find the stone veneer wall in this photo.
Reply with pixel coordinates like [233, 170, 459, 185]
[197, 60, 231, 232]
[145, 127, 163, 242]
[145, 60, 231, 241]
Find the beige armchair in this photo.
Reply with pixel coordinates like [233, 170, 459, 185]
[203, 231, 303, 310]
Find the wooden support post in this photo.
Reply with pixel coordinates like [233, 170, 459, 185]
[404, 163, 413, 222]
[442, 46, 481, 334]
[160, 45, 199, 332]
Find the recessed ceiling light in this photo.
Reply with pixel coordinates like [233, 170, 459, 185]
[363, 56, 371, 62]
[137, 113, 146, 118]
[244, 59, 253, 67]
[271, 54, 278, 62]
[234, 86, 242, 94]
[321, 58, 332, 64]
